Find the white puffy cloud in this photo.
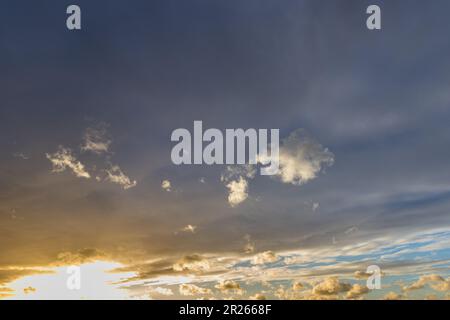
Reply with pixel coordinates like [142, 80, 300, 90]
[179, 284, 212, 296]
[252, 251, 278, 265]
[226, 177, 248, 207]
[105, 164, 137, 189]
[221, 165, 256, 207]
[276, 129, 334, 185]
[161, 180, 172, 192]
[46, 146, 91, 179]
[219, 130, 333, 207]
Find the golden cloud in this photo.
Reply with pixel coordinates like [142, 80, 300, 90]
[179, 284, 212, 296]
[312, 277, 352, 296]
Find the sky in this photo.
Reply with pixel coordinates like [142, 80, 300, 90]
[1, 0, 450, 300]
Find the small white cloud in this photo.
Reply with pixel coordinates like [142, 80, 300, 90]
[81, 125, 111, 155]
[161, 180, 172, 192]
[312, 202, 320, 212]
[181, 224, 197, 233]
[226, 177, 248, 207]
[13, 152, 29, 160]
[46, 146, 90, 179]
[105, 164, 136, 189]
[221, 165, 255, 207]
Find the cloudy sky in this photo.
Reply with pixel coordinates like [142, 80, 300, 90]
[1, 0, 450, 300]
